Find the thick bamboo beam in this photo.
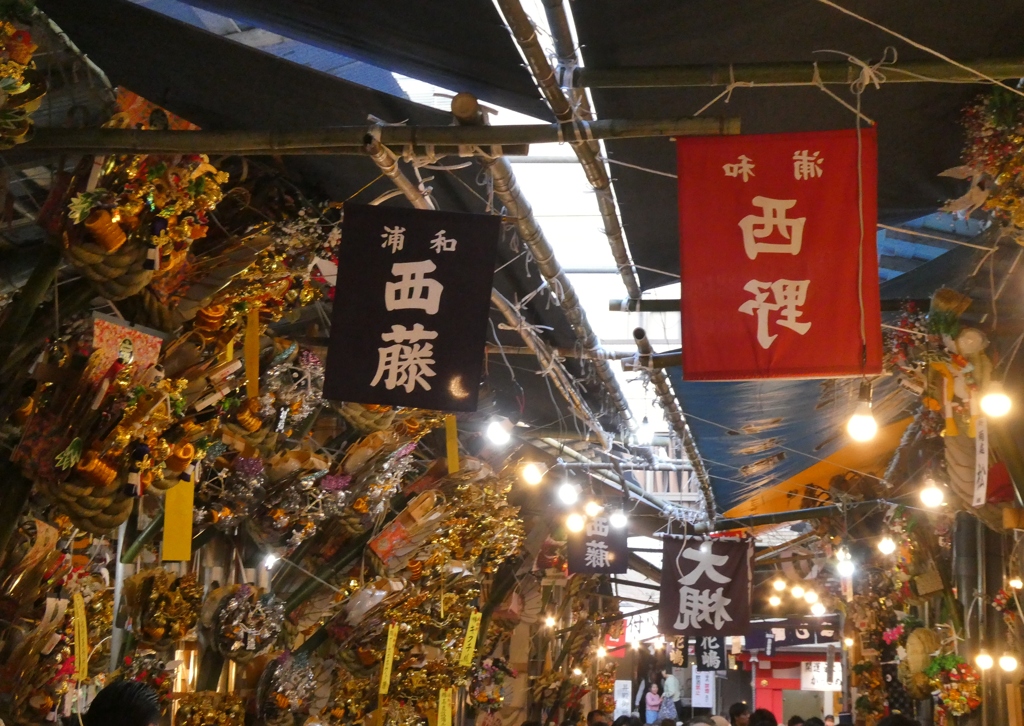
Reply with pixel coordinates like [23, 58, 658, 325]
[577, 58, 1024, 88]
[21, 118, 739, 155]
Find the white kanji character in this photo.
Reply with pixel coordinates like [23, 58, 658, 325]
[738, 279, 812, 349]
[586, 517, 610, 537]
[723, 155, 755, 182]
[430, 229, 457, 253]
[674, 586, 733, 631]
[384, 260, 444, 315]
[700, 639, 722, 669]
[679, 542, 731, 586]
[793, 150, 824, 180]
[738, 196, 806, 259]
[381, 225, 406, 254]
[584, 540, 611, 569]
[370, 324, 438, 393]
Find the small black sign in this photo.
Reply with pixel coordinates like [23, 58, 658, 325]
[325, 203, 500, 411]
[567, 515, 628, 574]
[695, 635, 726, 672]
[659, 536, 752, 637]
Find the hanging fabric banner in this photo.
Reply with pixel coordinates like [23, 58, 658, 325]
[659, 536, 752, 636]
[695, 635, 726, 671]
[325, 203, 500, 411]
[678, 128, 882, 379]
[567, 514, 628, 574]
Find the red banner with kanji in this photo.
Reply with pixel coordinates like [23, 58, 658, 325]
[678, 128, 882, 379]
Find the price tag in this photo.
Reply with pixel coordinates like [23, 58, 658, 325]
[459, 609, 482, 666]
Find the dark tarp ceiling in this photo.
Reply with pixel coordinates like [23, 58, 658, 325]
[571, 0, 1024, 289]
[33, 0, 600, 432]
[171, 0, 550, 120]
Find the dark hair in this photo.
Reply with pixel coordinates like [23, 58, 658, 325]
[749, 710, 778, 726]
[612, 717, 632, 726]
[661, 720, 676, 726]
[788, 718, 805, 726]
[630, 716, 644, 726]
[729, 703, 751, 720]
[804, 719, 825, 726]
[84, 681, 160, 726]
[876, 716, 919, 726]
[588, 712, 612, 726]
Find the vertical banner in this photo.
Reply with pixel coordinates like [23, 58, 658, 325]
[691, 669, 716, 708]
[459, 610, 482, 666]
[973, 416, 989, 507]
[567, 515, 628, 574]
[161, 477, 195, 561]
[613, 681, 633, 719]
[325, 203, 500, 411]
[379, 623, 399, 695]
[678, 129, 881, 379]
[659, 536, 752, 636]
[695, 635, 726, 672]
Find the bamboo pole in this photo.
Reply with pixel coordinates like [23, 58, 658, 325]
[576, 57, 1024, 88]
[21, 118, 739, 155]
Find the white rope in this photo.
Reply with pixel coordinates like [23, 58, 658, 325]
[692, 64, 755, 117]
[598, 156, 678, 179]
[811, 63, 876, 125]
[811, 0, 1024, 100]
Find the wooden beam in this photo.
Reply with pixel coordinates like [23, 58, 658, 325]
[21, 117, 740, 155]
[577, 57, 1024, 88]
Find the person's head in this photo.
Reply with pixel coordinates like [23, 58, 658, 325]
[630, 716, 643, 726]
[661, 720, 676, 726]
[788, 717, 805, 726]
[588, 712, 612, 726]
[804, 719, 824, 726]
[728, 703, 751, 726]
[708, 718, 731, 726]
[876, 716, 919, 726]
[83, 680, 160, 726]
[749, 710, 778, 726]
[649, 683, 659, 694]
[613, 716, 631, 726]
[823, 718, 834, 726]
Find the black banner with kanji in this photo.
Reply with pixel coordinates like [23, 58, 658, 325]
[695, 635, 726, 672]
[658, 536, 752, 637]
[566, 515, 628, 574]
[324, 203, 500, 411]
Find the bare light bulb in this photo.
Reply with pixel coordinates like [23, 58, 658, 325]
[976, 651, 994, 671]
[772, 578, 787, 592]
[1010, 577, 1023, 590]
[920, 481, 945, 508]
[558, 481, 579, 505]
[837, 559, 855, 578]
[1000, 653, 1019, 672]
[636, 416, 655, 446]
[791, 585, 806, 599]
[609, 509, 628, 528]
[597, 646, 607, 658]
[545, 616, 556, 628]
[566, 513, 585, 533]
[878, 536, 897, 555]
[584, 500, 603, 518]
[804, 590, 819, 604]
[572, 668, 583, 676]
[768, 595, 782, 607]
[811, 602, 826, 616]
[844, 637, 854, 648]
[847, 400, 878, 441]
[981, 383, 1012, 418]
[521, 462, 545, 486]
[486, 419, 512, 446]
[263, 553, 280, 569]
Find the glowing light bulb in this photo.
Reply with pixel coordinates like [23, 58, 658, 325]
[631, 640, 641, 650]
[976, 652, 994, 671]
[566, 513, 585, 533]
[791, 585, 806, 599]
[878, 536, 896, 555]
[811, 602, 826, 616]
[558, 481, 579, 505]
[768, 595, 782, 607]
[1010, 577, 1023, 590]
[545, 616, 556, 628]
[521, 462, 545, 486]
[597, 647, 607, 658]
[837, 559, 855, 578]
[584, 500, 603, 518]
[263, 553, 279, 569]
[804, 590, 819, 604]
[844, 637, 854, 648]
[486, 419, 512, 446]
[609, 509, 628, 528]
[1000, 653, 1019, 672]
[772, 578, 787, 592]
[981, 383, 1012, 418]
[572, 668, 583, 676]
[920, 481, 945, 508]
[847, 400, 878, 442]
[636, 416, 655, 446]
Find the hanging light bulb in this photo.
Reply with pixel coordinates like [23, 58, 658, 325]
[566, 513, 586, 533]
[811, 602, 827, 616]
[609, 508, 628, 529]
[486, 418, 513, 446]
[804, 590, 819, 604]
[768, 595, 782, 607]
[1000, 653, 1019, 672]
[545, 616, 556, 628]
[558, 481, 580, 505]
[520, 462, 546, 486]
[263, 553, 280, 569]
[791, 585, 806, 599]
[772, 578, 787, 592]
[597, 646, 607, 658]
[976, 651, 994, 671]
[920, 478, 945, 508]
[981, 382, 1012, 418]
[847, 381, 878, 442]
[572, 668, 583, 676]
[631, 639, 641, 650]
[836, 546, 855, 578]
[636, 416, 655, 446]
[844, 637, 855, 648]
[584, 500, 603, 518]
[878, 536, 897, 555]
[1010, 577, 1024, 590]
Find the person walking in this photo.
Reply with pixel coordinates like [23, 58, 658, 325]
[645, 684, 663, 724]
[659, 668, 680, 722]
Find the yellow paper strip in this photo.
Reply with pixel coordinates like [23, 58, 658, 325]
[445, 414, 459, 474]
[379, 622, 399, 695]
[459, 609, 482, 666]
[438, 687, 453, 726]
[72, 592, 88, 682]
[244, 309, 260, 400]
[161, 478, 195, 562]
